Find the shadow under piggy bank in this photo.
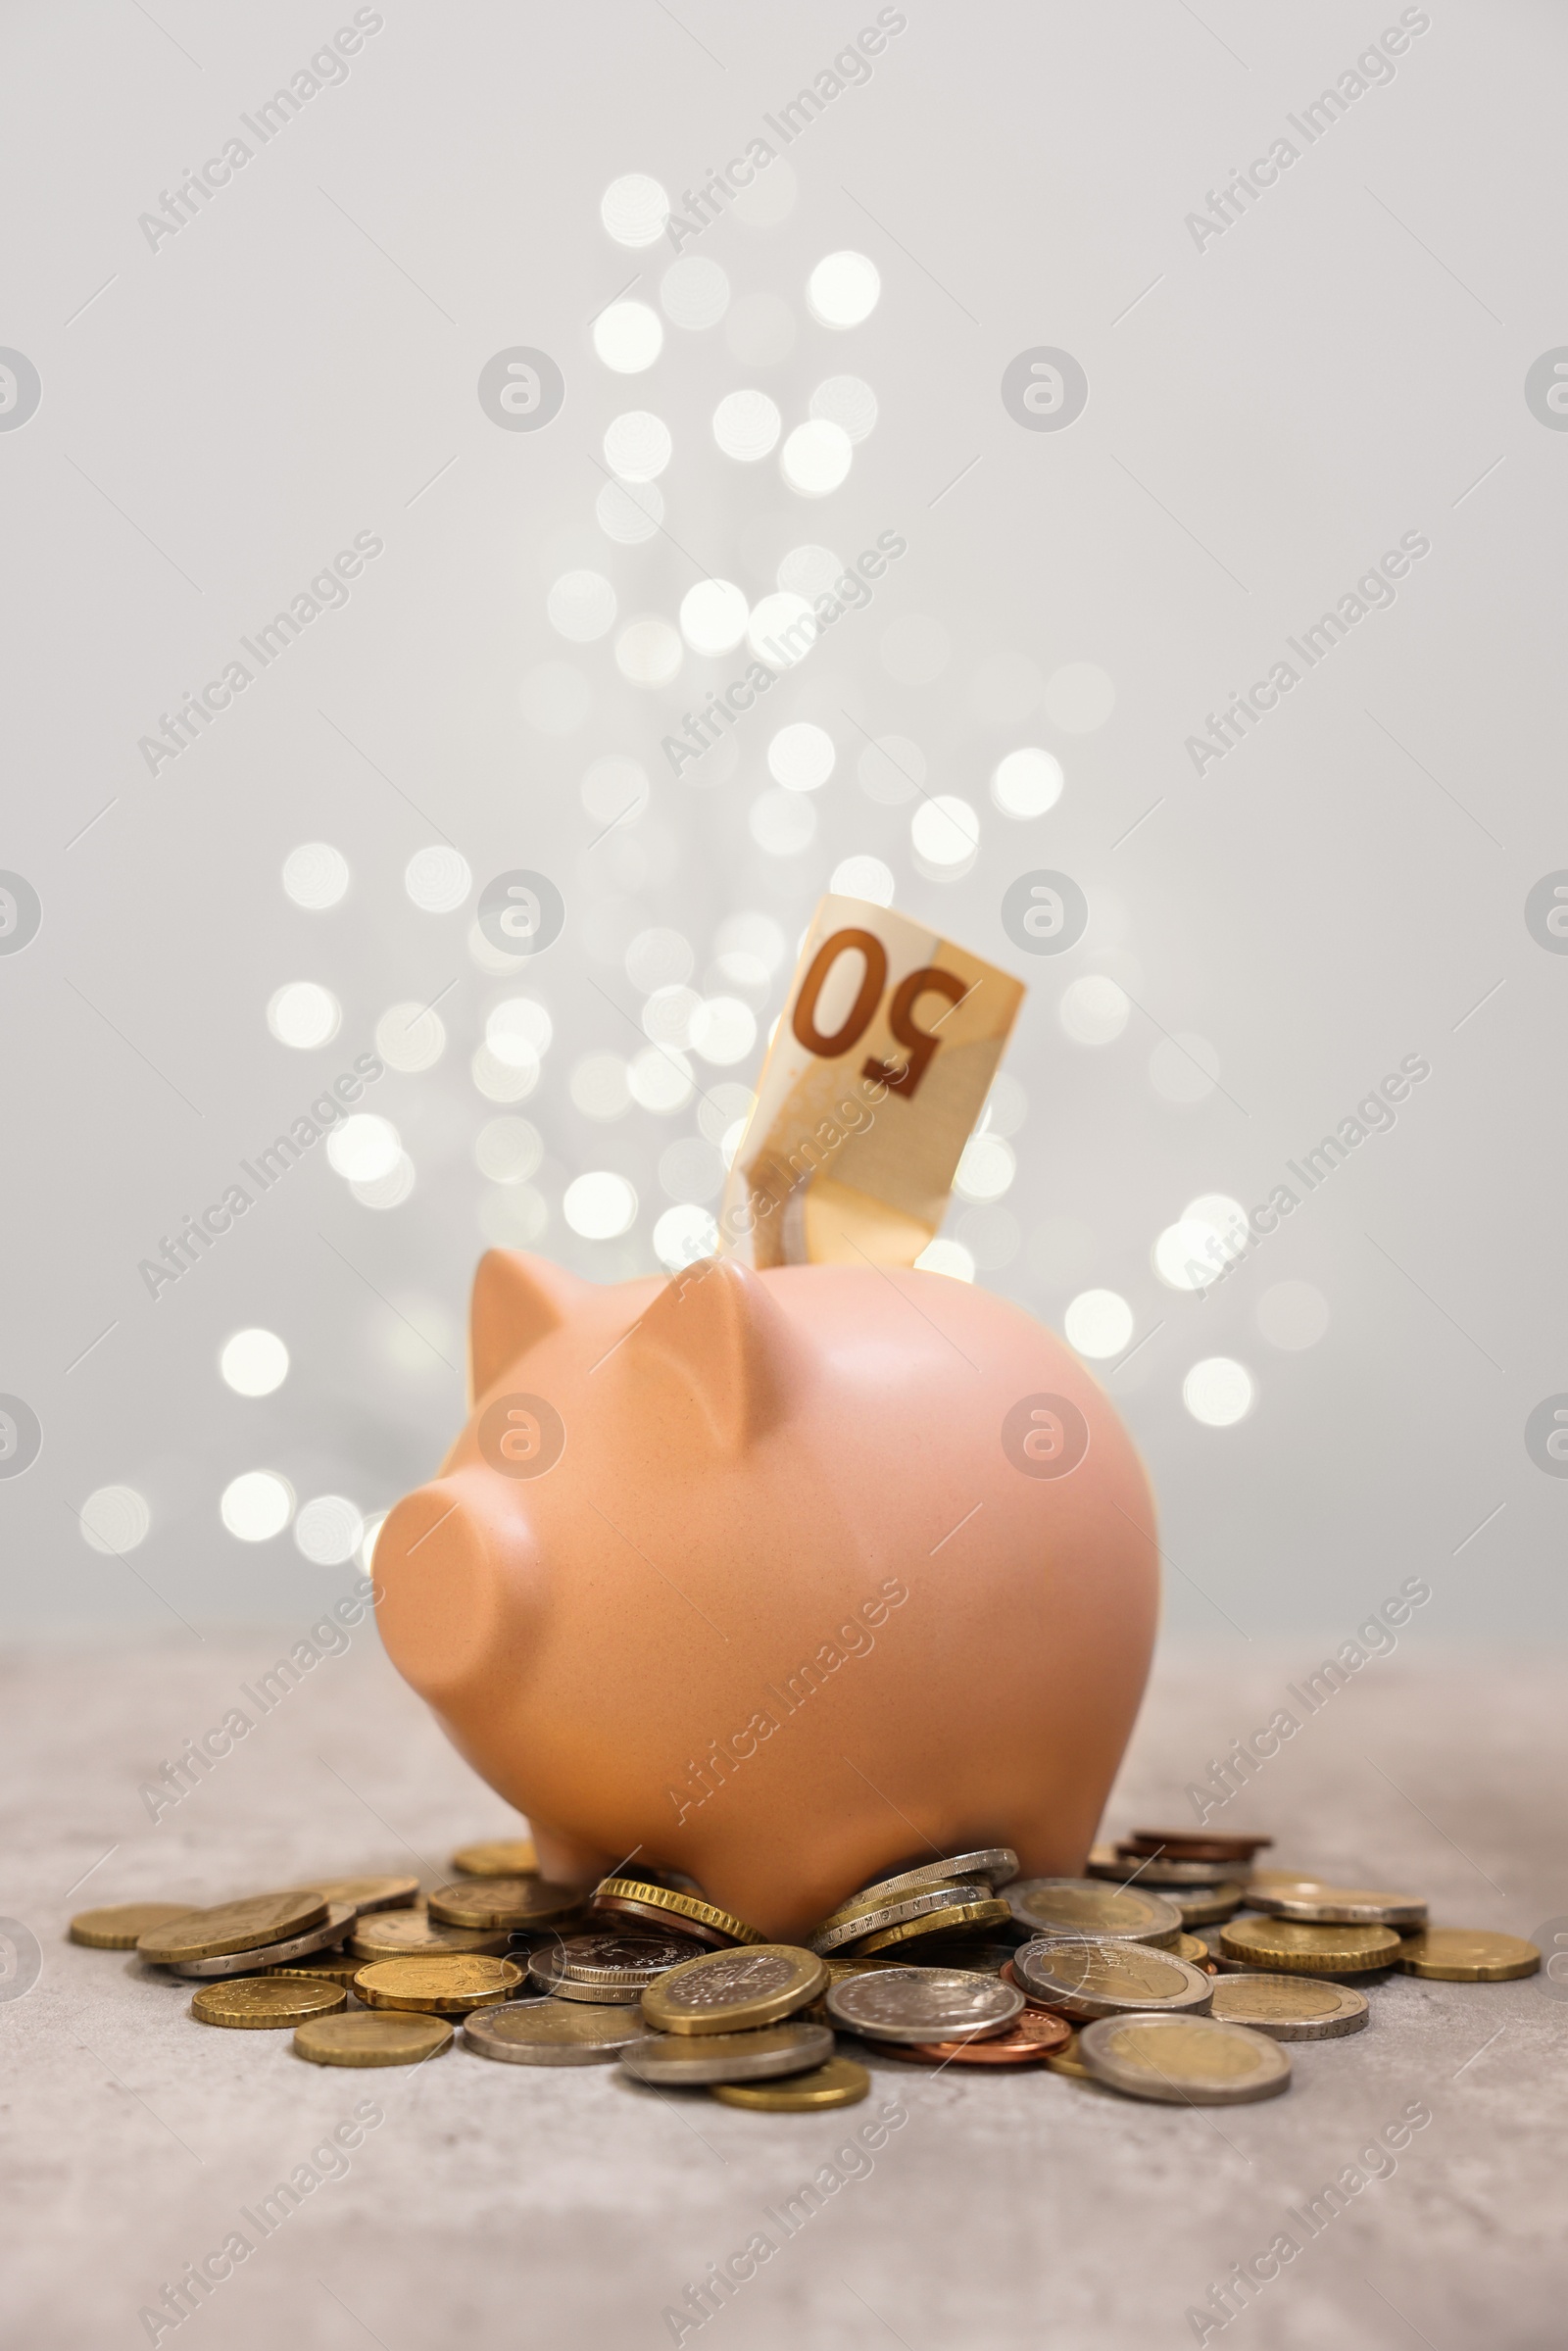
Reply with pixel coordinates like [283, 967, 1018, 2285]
[375, 1250, 1158, 1942]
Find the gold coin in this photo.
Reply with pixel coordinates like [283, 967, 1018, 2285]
[70, 1901, 193, 1950]
[712, 2056, 871, 2112]
[138, 1890, 328, 1964]
[191, 1977, 345, 2029]
[296, 2011, 453, 2068]
[1219, 1918, 1401, 1975]
[1176, 1886, 1248, 1928]
[1173, 1934, 1213, 1968]
[1396, 1929, 1541, 1982]
[851, 1897, 1012, 1956]
[426, 1878, 582, 1931]
[591, 1878, 766, 1947]
[1045, 2031, 1094, 2080]
[260, 1958, 367, 1989]
[824, 1955, 902, 1984]
[1211, 1973, 1342, 2017]
[642, 1945, 828, 2036]
[354, 1954, 522, 2013]
[350, 1911, 510, 1961]
[297, 1875, 420, 1915]
[452, 1838, 537, 1879]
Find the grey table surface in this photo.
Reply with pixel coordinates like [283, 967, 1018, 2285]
[3, 1630, 1564, 2351]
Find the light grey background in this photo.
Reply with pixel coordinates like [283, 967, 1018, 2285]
[4, 12, 1568, 2349]
[2, 0, 1565, 1658]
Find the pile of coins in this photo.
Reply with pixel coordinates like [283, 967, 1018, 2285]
[68, 1825, 1542, 2111]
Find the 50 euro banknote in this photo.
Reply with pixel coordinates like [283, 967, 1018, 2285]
[719, 896, 1025, 1269]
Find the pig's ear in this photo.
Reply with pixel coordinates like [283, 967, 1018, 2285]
[469, 1250, 583, 1403]
[626, 1255, 799, 1456]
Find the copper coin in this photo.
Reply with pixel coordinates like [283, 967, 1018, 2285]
[610, 1866, 707, 1896]
[1175, 1933, 1219, 1974]
[1125, 1830, 1273, 1862]
[885, 2010, 1072, 2065]
[589, 1890, 734, 1950]
[590, 1879, 764, 1947]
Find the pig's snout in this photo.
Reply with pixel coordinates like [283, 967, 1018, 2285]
[373, 1477, 507, 1704]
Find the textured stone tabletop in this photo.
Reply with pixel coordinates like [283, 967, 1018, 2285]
[3, 1632, 1564, 2350]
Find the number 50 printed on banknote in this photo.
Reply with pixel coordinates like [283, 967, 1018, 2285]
[719, 896, 1025, 1269]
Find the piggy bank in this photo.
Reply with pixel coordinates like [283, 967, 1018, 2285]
[374, 1249, 1158, 1940]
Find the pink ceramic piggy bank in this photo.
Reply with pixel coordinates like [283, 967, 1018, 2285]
[375, 1250, 1157, 1940]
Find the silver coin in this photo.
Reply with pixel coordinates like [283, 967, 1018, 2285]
[529, 1931, 706, 1997]
[1078, 2013, 1291, 2104]
[1207, 1973, 1370, 2040]
[1007, 1878, 1183, 1946]
[1250, 1886, 1427, 1927]
[826, 1965, 1024, 2044]
[464, 2000, 650, 2065]
[1086, 1843, 1232, 1887]
[851, 1849, 1019, 1908]
[167, 1902, 357, 1978]
[619, 2021, 834, 2085]
[566, 1930, 707, 1977]
[527, 1972, 640, 2004]
[1175, 1886, 1247, 1926]
[809, 1882, 983, 1956]
[1135, 1862, 1242, 1890]
[1011, 1936, 1213, 2019]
